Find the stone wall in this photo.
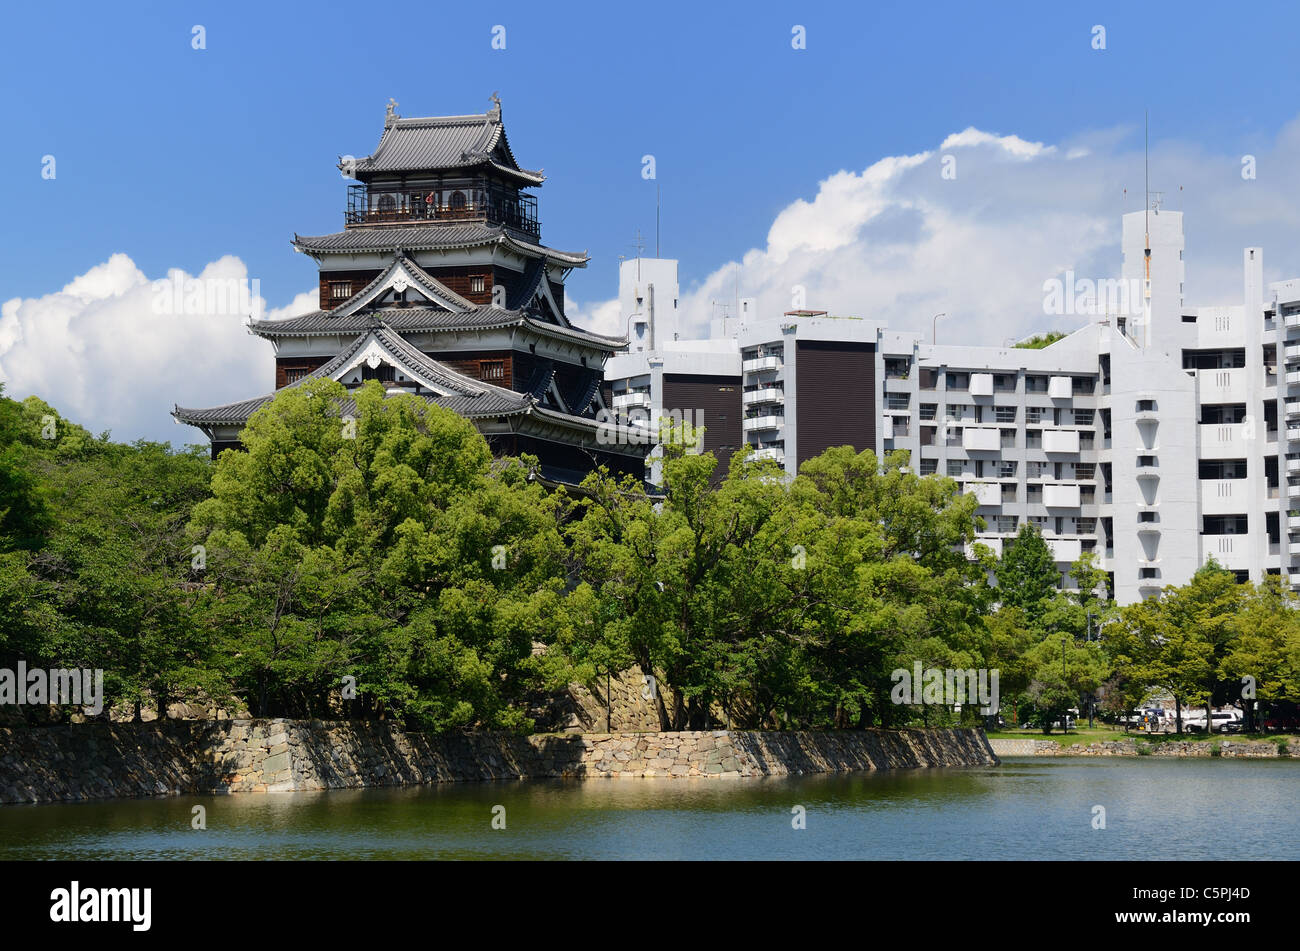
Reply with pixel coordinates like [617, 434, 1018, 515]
[0, 722, 997, 805]
[989, 737, 1293, 758]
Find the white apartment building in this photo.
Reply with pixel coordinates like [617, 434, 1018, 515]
[603, 212, 1300, 604]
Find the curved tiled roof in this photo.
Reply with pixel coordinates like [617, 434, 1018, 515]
[174, 325, 534, 427]
[249, 306, 627, 349]
[292, 223, 588, 267]
[346, 109, 544, 185]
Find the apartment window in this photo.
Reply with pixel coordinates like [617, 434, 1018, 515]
[1073, 408, 1095, 426]
[995, 405, 1017, 423]
[1025, 406, 1044, 424]
[1138, 455, 1157, 468]
[997, 461, 1017, 479]
[919, 426, 935, 446]
[1075, 464, 1095, 481]
[947, 460, 965, 477]
[1002, 484, 1017, 503]
[946, 404, 966, 420]
[1079, 433, 1095, 450]
[993, 374, 1017, 392]
[329, 281, 352, 301]
[995, 516, 1018, 533]
[1028, 461, 1047, 479]
[919, 458, 938, 476]
[1072, 377, 1096, 395]
[885, 358, 911, 380]
[1198, 459, 1247, 479]
[1200, 404, 1246, 424]
[1025, 375, 1048, 393]
[1204, 515, 1248, 535]
[919, 403, 937, 421]
[1080, 486, 1095, 505]
[1025, 430, 1042, 449]
[1137, 399, 1157, 413]
[1029, 515, 1048, 530]
[1027, 485, 1043, 503]
[946, 372, 969, 391]
[1138, 511, 1156, 523]
[1000, 428, 1016, 448]
[886, 393, 910, 411]
[479, 360, 506, 381]
[471, 276, 486, 294]
[919, 368, 939, 390]
[1140, 567, 1159, 579]
[1077, 518, 1097, 534]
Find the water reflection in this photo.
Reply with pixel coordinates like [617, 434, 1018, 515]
[2, 759, 1296, 860]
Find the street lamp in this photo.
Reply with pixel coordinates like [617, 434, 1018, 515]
[1086, 612, 1096, 728]
[932, 312, 947, 345]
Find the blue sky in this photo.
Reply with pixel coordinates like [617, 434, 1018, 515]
[3, 0, 1300, 442]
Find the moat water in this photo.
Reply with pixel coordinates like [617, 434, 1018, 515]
[3, 758, 1297, 860]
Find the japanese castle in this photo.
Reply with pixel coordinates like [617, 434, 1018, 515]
[174, 97, 645, 486]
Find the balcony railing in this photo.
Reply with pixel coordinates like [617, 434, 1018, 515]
[345, 181, 539, 237]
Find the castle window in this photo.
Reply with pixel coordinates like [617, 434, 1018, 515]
[480, 360, 505, 381]
[471, 276, 486, 294]
[330, 281, 352, 301]
[284, 367, 308, 384]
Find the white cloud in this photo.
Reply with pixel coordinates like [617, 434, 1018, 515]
[0, 254, 313, 445]
[573, 117, 1300, 349]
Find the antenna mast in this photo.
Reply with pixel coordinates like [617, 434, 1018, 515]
[1144, 111, 1151, 348]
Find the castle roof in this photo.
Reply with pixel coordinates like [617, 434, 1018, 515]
[292, 222, 588, 267]
[344, 101, 545, 186]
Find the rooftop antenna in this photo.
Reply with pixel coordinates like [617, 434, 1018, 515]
[1144, 110, 1151, 349]
[630, 229, 646, 281]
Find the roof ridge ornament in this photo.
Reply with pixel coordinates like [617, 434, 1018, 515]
[488, 92, 501, 122]
[385, 97, 400, 127]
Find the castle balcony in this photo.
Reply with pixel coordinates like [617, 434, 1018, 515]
[345, 180, 539, 238]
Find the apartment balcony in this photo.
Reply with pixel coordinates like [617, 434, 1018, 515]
[970, 373, 994, 397]
[1043, 483, 1082, 508]
[1286, 311, 1300, 330]
[966, 536, 1003, 558]
[750, 446, 785, 464]
[1137, 523, 1161, 536]
[1135, 460, 1160, 480]
[1202, 534, 1249, 569]
[1287, 370, 1300, 389]
[1289, 539, 1300, 556]
[1201, 479, 1245, 514]
[1285, 343, 1300, 363]
[742, 387, 784, 406]
[1199, 423, 1249, 459]
[1196, 367, 1248, 404]
[742, 355, 783, 373]
[1048, 376, 1073, 399]
[1288, 481, 1300, 499]
[966, 482, 1001, 506]
[1043, 429, 1081, 454]
[962, 427, 1001, 452]
[1134, 407, 1159, 423]
[1288, 457, 1300, 475]
[1289, 514, 1300, 530]
[612, 391, 651, 410]
[743, 415, 784, 433]
[1048, 537, 1083, 562]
